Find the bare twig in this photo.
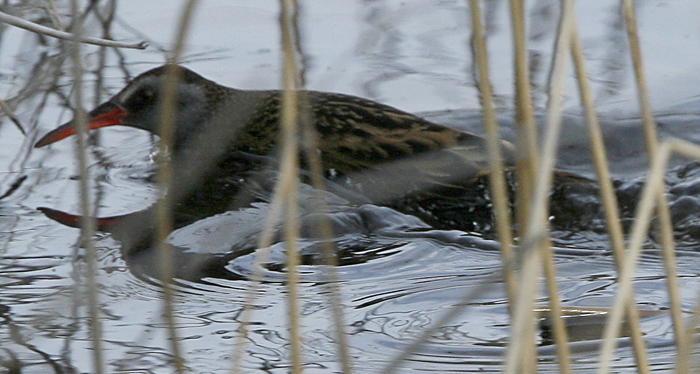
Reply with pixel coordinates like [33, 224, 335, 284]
[0, 98, 26, 135]
[0, 10, 147, 49]
[42, 0, 65, 30]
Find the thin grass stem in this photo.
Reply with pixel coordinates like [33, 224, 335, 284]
[506, 1, 541, 369]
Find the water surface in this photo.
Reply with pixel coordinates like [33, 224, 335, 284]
[1, 1, 700, 373]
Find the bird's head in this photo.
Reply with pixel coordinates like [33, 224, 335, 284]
[35, 65, 226, 150]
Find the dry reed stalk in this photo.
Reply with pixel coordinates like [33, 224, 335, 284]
[226, 14, 314, 369]
[299, 119, 354, 373]
[596, 139, 700, 374]
[506, 1, 540, 367]
[468, 0, 516, 307]
[230, 190, 285, 374]
[503, 237, 542, 374]
[279, 1, 304, 372]
[380, 257, 525, 374]
[55, 2, 695, 373]
[476, 1, 572, 372]
[505, 0, 579, 371]
[232, 60, 355, 374]
[153, 2, 201, 373]
[568, 18, 652, 374]
[508, 0, 538, 246]
[539, 242, 571, 374]
[296, 45, 354, 374]
[472, 3, 576, 372]
[68, 1, 103, 373]
[683, 270, 700, 368]
[380, 2, 542, 371]
[619, 2, 685, 372]
[232, 1, 307, 373]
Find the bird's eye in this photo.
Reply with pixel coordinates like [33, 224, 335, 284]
[125, 87, 156, 111]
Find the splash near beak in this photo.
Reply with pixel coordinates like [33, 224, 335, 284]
[34, 102, 126, 148]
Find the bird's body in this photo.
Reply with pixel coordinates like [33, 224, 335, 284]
[35, 65, 604, 280]
[36, 65, 516, 229]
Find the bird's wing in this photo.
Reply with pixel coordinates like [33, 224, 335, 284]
[307, 92, 515, 201]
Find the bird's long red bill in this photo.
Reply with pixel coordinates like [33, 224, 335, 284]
[34, 102, 126, 148]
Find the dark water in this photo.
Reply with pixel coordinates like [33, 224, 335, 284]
[1, 1, 700, 373]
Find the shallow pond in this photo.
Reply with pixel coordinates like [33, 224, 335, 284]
[2, 1, 700, 373]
